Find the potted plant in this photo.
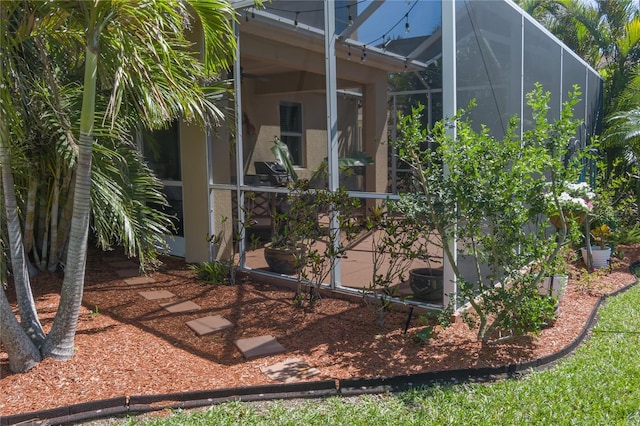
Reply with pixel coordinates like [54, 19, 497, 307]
[581, 223, 614, 269]
[537, 126, 597, 283]
[390, 196, 445, 302]
[263, 204, 307, 275]
[264, 137, 362, 307]
[309, 151, 374, 190]
[540, 181, 594, 296]
[262, 137, 304, 275]
[409, 267, 444, 302]
[545, 182, 595, 230]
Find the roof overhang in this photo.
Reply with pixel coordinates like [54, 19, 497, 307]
[237, 7, 431, 84]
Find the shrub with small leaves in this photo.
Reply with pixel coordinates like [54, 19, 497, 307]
[393, 83, 586, 342]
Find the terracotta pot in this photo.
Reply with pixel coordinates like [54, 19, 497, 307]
[581, 247, 611, 269]
[409, 268, 444, 302]
[263, 242, 305, 275]
[549, 211, 586, 229]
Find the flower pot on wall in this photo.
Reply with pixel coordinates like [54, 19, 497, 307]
[538, 275, 568, 301]
[581, 247, 611, 269]
[409, 268, 444, 302]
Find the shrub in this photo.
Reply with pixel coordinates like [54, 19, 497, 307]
[392, 83, 586, 342]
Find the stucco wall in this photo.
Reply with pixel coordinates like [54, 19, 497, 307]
[242, 86, 360, 182]
[179, 122, 210, 263]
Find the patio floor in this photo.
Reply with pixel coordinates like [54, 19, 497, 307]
[243, 227, 444, 303]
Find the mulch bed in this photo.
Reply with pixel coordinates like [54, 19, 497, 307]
[1, 245, 638, 417]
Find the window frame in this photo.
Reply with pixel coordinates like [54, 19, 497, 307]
[279, 101, 304, 166]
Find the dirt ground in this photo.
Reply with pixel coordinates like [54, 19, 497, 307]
[1, 245, 638, 417]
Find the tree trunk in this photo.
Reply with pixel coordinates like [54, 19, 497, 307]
[23, 177, 38, 255]
[0, 286, 41, 372]
[47, 164, 61, 271]
[56, 170, 75, 266]
[0, 134, 46, 349]
[42, 46, 97, 360]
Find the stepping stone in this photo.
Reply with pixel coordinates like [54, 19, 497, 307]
[160, 300, 201, 313]
[234, 335, 286, 359]
[139, 290, 175, 300]
[125, 276, 155, 285]
[261, 358, 320, 383]
[116, 269, 140, 278]
[186, 315, 234, 336]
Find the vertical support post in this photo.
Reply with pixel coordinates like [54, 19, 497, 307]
[324, 0, 340, 288]
[559, 48, 564, 117]
[233, 20, 246, 268]
[442, 0, 457, 309]
[519, 14, 525, 140]
[203, 11, 215, 262]
[391, 95, 398, 194]
[206, 126, 215, 261]
[427, 89, 432, 132]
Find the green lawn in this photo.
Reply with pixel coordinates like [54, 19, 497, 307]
[121, 285, 640, 425]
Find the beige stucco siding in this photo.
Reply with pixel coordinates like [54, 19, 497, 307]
[179, 122, 210, 263]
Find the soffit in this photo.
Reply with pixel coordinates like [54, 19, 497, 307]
[238, 11, 412, 84]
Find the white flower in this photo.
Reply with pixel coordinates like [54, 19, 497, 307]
[557, 192, 590, 211]
[545, 181, 595, 213]
[565, 182, 596, 200]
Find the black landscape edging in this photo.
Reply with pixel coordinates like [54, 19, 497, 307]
[2, 280, 637, 426]
[0, 396, 128, 426]
[126, 380, 339, 414]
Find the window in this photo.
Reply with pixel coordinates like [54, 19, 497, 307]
[141, 121, 184, 237]
[279, 102, 303, 165]
[142, 120, 181, 181]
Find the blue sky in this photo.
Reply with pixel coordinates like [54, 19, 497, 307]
[355, 0, 441, 46]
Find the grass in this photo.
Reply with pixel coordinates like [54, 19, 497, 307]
[120, 285, 640, 425]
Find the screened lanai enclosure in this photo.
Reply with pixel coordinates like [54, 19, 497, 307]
[167, 0, 602, 311]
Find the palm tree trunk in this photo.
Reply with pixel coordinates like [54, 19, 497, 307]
[0, 286, 41, 373]
[47, 164, 61, 271]
[39, 195, 51, 271]
[56, 171, 75, 265]
[23, 177, 38, 255]
[30, 179, 50, 271]
[0, 135, 46, 349]
[42, 47, 97, 360]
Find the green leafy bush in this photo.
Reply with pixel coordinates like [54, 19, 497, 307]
[189, 260, 230, 285]
[392, 83, 586, 342]
[616, 223, 640, 244]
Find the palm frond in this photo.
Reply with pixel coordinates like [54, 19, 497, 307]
[91, 134, 173, 270]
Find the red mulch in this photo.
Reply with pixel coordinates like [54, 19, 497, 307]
[1, 245, 638, 417]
